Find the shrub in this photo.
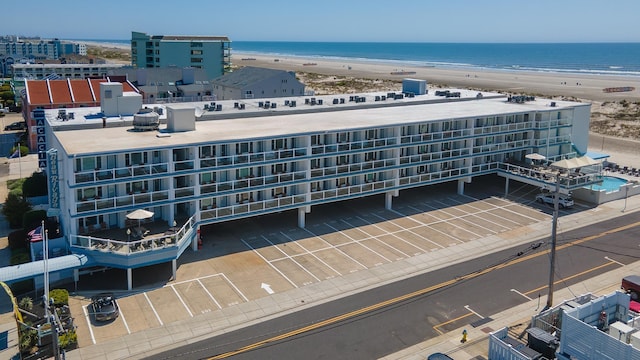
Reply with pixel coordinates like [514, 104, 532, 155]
[7, 178, 25, 196]
[22, 210, 47, 231]
[10, 249, 30, 265]
[18, 297, 33, 311]
[22, 171, 48, 197]
[49, 289, 69, 307]
[7, 229, 28, 250]
[2, 193, 32, 228]
[58, 330, 78, 350]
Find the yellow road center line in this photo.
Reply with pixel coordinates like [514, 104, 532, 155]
[207, 220, 640, 359]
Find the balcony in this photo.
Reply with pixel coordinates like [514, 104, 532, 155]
[70, 217, 196, 267]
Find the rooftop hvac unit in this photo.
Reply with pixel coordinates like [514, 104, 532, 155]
[609, 321, 637, 344]
[132, 111, 159, 131]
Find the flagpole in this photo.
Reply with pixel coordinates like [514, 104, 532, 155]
[43, 220, 49, 317]
[17, 142, 22, 179]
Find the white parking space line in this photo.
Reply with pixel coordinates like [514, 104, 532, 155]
[370, 212, 447, 248]
[329, 220, 391, 266]
[489, 196, 546, 222]
[119, 306, 131, 334]
[510, 288, 533, 301]
[143, 292, 163, 326]
[170, 285, 193, 317]
[197, 279, 222, 309]
[241, 238, 300, 288]
[430, 200, 495, 237]
[605, 256, 625, 266]
[341, 219, 411, 259]
[304, 226, 369, 270]
[447, 198, 521, 229]
[82, 304, 96, 344]
[280, 231, 343, 276]
[260, 235, 321, 282]
[355, 215, 427, 254]
[464, 305, 485, 319]
[220, 273, 249, 302]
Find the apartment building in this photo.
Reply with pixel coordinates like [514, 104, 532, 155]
[131, 31, 231, 79]
[4, 87, 598, 289]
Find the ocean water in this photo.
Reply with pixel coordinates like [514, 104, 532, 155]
[77, 39, 640, 76]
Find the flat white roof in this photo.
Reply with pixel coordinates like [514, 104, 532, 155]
[47, 90, 588, 156]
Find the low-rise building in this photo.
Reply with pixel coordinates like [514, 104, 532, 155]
[1, 87, 599, 290]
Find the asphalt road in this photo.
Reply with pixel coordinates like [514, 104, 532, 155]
[146, 211, 640, 360]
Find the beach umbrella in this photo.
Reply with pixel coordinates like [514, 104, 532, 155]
[525, 153, 546, 161]
[126, 209, 154, 230]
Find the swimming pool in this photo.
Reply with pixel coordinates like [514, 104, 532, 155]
[588, 176, 628, 191]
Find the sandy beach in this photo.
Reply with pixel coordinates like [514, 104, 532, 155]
[72, 40, 640, 168]
[232, 52, 640, 103]
[71, 40, 639, 102]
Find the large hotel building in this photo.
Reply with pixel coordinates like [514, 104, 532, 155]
[3, 81, 599, 289]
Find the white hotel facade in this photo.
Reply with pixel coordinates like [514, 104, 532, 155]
[17, 84, 598, 289]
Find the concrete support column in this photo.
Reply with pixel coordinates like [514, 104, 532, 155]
[127, 268, 132, 291]
[172, 259, 177, 281]
[298, 207, 306, 229]
[385, 191, 393, 210]
[457, 179, 465, 195]
[191, 226, 200, 251]
[504, 177, 510, 197]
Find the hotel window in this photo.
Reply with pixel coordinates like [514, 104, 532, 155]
[311, 181, 322, 192]
[365, 173, 377, 183]
[236, 168, 252, 179]
[155, 50, 160, 55]
[272, 138, 287, 150]
[201, 172, 216, 184]
[336, 132, 350, 143]
[365, 129, 377, 140]
[201, 198, 216, 210]
[236, 192, 252, 203]
[236, 142, 252, 154]
[191, 58, 203, 63]
[417, 145, 428, 154]
[486, 136, 494, 145]
[336, 177, 349, 187]
[441, 142, 451, 151]
[191, 50, 203, 55]
[76, 157, 101, 171]
[126, 152, 148, 166]
[200, 145, 215, 158]
[77, 187, 102, 201]
[126, 181, 148, 194]
[364, 152, 377, 161]
[336, 155, 349, 165]
[311, 134, 323, 146]
[272, 163, 287, 174]
[442, 121, 451, 131]
[417, 165, 427, 174]
[419, 124, 429, 134]
[310, 159, 321, 169]
[272, 187, 287, 197]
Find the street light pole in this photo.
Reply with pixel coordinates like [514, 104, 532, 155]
[546, 173, 561, 310]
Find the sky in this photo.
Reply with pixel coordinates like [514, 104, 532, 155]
[5, 0, 640, 43]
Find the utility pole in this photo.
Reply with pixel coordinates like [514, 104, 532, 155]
[546, 173, 561, 310]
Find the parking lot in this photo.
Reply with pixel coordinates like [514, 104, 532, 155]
[72, 180, 573, 346]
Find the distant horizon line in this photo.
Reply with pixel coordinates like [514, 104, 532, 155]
[61, 38, 640, 44]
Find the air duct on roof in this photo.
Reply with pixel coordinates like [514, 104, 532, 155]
[132, 109, 159, 131]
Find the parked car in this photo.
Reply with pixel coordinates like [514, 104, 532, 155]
[4, 121, 26, 131]
[90, 293, 119, 321]
[427, 353, 454, 360]
[535, 193, 574, 208]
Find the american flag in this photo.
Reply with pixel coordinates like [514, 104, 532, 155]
[28, 226, 43, 242]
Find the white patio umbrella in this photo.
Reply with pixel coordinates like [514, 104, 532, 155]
[525, 153, 546, 161]
[126, 209, 154, 231]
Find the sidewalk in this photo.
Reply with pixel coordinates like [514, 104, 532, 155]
[59, 190, 640, 360]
